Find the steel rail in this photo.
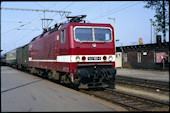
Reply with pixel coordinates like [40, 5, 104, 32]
[115, 80, 169, 92]
[115, 76, 169, 86]
[80, 88, 169, 111]
[105, 88, 169, 106]
[115, 76, 169, 92]
[80, 89, 147, 111]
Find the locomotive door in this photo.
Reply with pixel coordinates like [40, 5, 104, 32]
[115, 52, 122, 68]
[54, 34, 59, 56]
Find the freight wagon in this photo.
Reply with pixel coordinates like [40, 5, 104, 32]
[5, 49, 17, 67]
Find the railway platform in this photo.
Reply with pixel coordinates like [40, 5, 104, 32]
[1, 66, 127, 112]
[116, 68, 169, 82]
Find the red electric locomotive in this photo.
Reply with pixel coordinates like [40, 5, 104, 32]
[29, 15, 116, 89]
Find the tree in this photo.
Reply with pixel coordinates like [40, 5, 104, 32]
[144, 0, 169, 42]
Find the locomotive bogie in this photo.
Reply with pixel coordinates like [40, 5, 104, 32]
[74, 65, 116, 89]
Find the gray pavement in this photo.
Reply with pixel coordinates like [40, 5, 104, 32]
[116, 68, 169, 82]
[1, 66, 126, 112]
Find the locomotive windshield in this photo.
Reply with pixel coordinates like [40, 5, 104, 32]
[75, 27, 112, 42]
[94, 28, 111, 41]
[75, 28, 93, 41]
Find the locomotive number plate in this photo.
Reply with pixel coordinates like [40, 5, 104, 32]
[88, 57, 101, 60]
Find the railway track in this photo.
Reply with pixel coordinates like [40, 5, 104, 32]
[80, 88, 169, 111]
[9, 67, 169, 111]
[115, 76, 169, 93]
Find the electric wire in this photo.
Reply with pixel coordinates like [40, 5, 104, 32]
[48, 2, 75, 27]
[1, 2, 70, 53]
[1, 22, 32, 35]
[71, 2, 100, 14]
[1, 20, 29, 23]
[1, 2, 141, 54]
[1, 10, 43, 53]
[89, 1, 141, 22]
[34, 2, 48, 10]
[50, 1, 75, 22]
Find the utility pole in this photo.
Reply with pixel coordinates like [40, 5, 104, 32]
[108, 17, 116, 52]
[150, 19, 152, 44]
[162, 0, 166, 43]
[1, 7, 72, 30]
[153, 25, 156, 43]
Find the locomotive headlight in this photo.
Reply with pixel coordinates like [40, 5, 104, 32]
[82, 56, 86, 61]
[109, 56, 113, 61]
[103, 56, 107, 61]
[75, 56, 80, 62]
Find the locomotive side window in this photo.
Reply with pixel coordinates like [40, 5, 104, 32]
[94, 28, 111, 41]
[61, 29, 65, 43]
[75, 28, 92, 41]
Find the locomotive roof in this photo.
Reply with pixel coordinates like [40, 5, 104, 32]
[30, 22, 113, 42]
[67, 22, 113, 27]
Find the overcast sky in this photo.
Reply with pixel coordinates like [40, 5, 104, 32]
[1, 1, 169, 54]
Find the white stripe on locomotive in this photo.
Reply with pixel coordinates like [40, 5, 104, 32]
[29, 55, 115, 63]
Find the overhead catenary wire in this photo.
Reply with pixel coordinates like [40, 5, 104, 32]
[45, 2, 58, 18]
[1, 10, 43, 51]
[50, 1, 75, 23]
[31, 2, 56, 25]
[8, 21, 42, 50]
[71, 2, 100, 14]
[1, 22, 32, 35]
[17, 26, 41, 47]
[1, 20, 29, 23]
[0, 3, 48, 53]
[1, 5, 72, 35]
[1, 2, 6, 7]
[1, 2, 137, 37]
[88, 2, 134, 21]
[1, 2, 74, 54]
[1, 7, 71, 13]
[89, 1, 141, 22]
[1, 19, 42, 36]
[34, 2, 48, 10]
[1, 9, 43, 53]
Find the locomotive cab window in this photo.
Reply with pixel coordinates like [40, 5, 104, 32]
[75, 28, 92, 41]
[74, 27, 112, 42]
[94, 28, 111, 41]
[61, 29, 65, 43]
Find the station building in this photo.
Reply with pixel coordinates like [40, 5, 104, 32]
[115, 35, 169, 70]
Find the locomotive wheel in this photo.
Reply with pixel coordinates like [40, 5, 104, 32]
[29, 67, 38, 76]
[37, 69, 43, 77]
[48, 71, 52, 80]
[29, 68, 33, 75]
